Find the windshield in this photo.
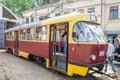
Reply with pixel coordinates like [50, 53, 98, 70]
[72, 22, 107, 43]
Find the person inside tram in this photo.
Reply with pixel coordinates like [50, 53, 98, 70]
[73, 24, 85, 41]
[30, 28, 34, 40]
[62, 31, 67, 56]
[37, 31, 40, 40]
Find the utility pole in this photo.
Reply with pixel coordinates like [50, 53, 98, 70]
[101, 0, 103, 28]
[35, 8, 37, 22]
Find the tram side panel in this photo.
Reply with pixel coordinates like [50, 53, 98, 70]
[67, 43, 107, 76]
[68, 44, 107, 64]
[5, 32, 15, 53]
[18, 41, 49, 59]
[5, 40, 15, 53]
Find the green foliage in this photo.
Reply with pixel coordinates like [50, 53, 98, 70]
[0, 0, 33, 15]
[0, 0, 56, 15]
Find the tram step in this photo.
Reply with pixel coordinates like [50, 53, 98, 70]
[56, 55, 66, 63]
[56, 61, 66, 70]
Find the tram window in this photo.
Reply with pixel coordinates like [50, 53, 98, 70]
[11, 32, 14, 40]
[73, 22, 97, 42]
[72, 22, 107, 42]
[6, 32, 14, 40]
[56, 23, 68, 41]
[6, 33, 8, 40]
[55, 30, 64, 41]
[73, 22, 85, 41]
[36, 26, 47, 41]
[6, 33, 9, 40]
[36, 27, 42, 40]
[56, 31, 60, 41]
[20, 29, 26, 40]
[26, 28, 34, 40]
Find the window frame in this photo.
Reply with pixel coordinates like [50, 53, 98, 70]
[78, 9, 84, 13]
[55, 13, 60, 16]
[31, 17, 34, 22]
[109, 6, 118, 19]
[87, 7, 95, 15]
[26, 18, 29, 23]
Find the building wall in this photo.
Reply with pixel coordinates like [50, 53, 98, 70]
[0, 3, 18, 23]
[0, 20, 6, 48]
[0, 6, 2, 18]
[104, 1, 120, 32]
[22, 0, 120, 40]
[0, 3, 18, 48]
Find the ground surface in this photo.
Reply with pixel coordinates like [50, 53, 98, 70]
[0, 50, 119, 80]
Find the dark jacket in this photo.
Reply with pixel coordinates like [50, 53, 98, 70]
[114, 44, 120, 54]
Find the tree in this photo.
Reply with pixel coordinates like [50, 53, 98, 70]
[0, 0, 58, 15]
[0, 0, 32, 15]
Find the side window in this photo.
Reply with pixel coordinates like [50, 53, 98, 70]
[36, 26, 47, 41]
[6, 32, 14, 40]
[6, 32, 10, 40]
[20, 29, 26, 40]
[26, 28, 34, 40]
[11, 32, 14, 40]
[6, 33, 8, 40]
[36, 27, 42, 40]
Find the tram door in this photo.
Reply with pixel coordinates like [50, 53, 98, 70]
[50, 23, 68, 71]
[14, 31, 18, 55]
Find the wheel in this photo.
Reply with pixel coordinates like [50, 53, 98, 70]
[97, 64, 104, 71]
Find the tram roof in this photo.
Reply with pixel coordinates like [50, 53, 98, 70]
[42, 13, 99, 25]
[5, 13, 99, 33]
[5, 21, 42, 32]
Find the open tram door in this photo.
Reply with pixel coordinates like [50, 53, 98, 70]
[50, 22, 68, 72]
[14, 31, 19, 55]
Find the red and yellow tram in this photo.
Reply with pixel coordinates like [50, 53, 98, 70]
[5, 13, 108, 76]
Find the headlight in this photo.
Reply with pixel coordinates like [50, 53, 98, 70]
[90, 54, 96, 61]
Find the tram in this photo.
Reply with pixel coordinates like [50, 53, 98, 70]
[5, 13, 108, 76]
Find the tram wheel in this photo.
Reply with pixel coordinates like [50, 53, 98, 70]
[97, 64, 104, 71]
